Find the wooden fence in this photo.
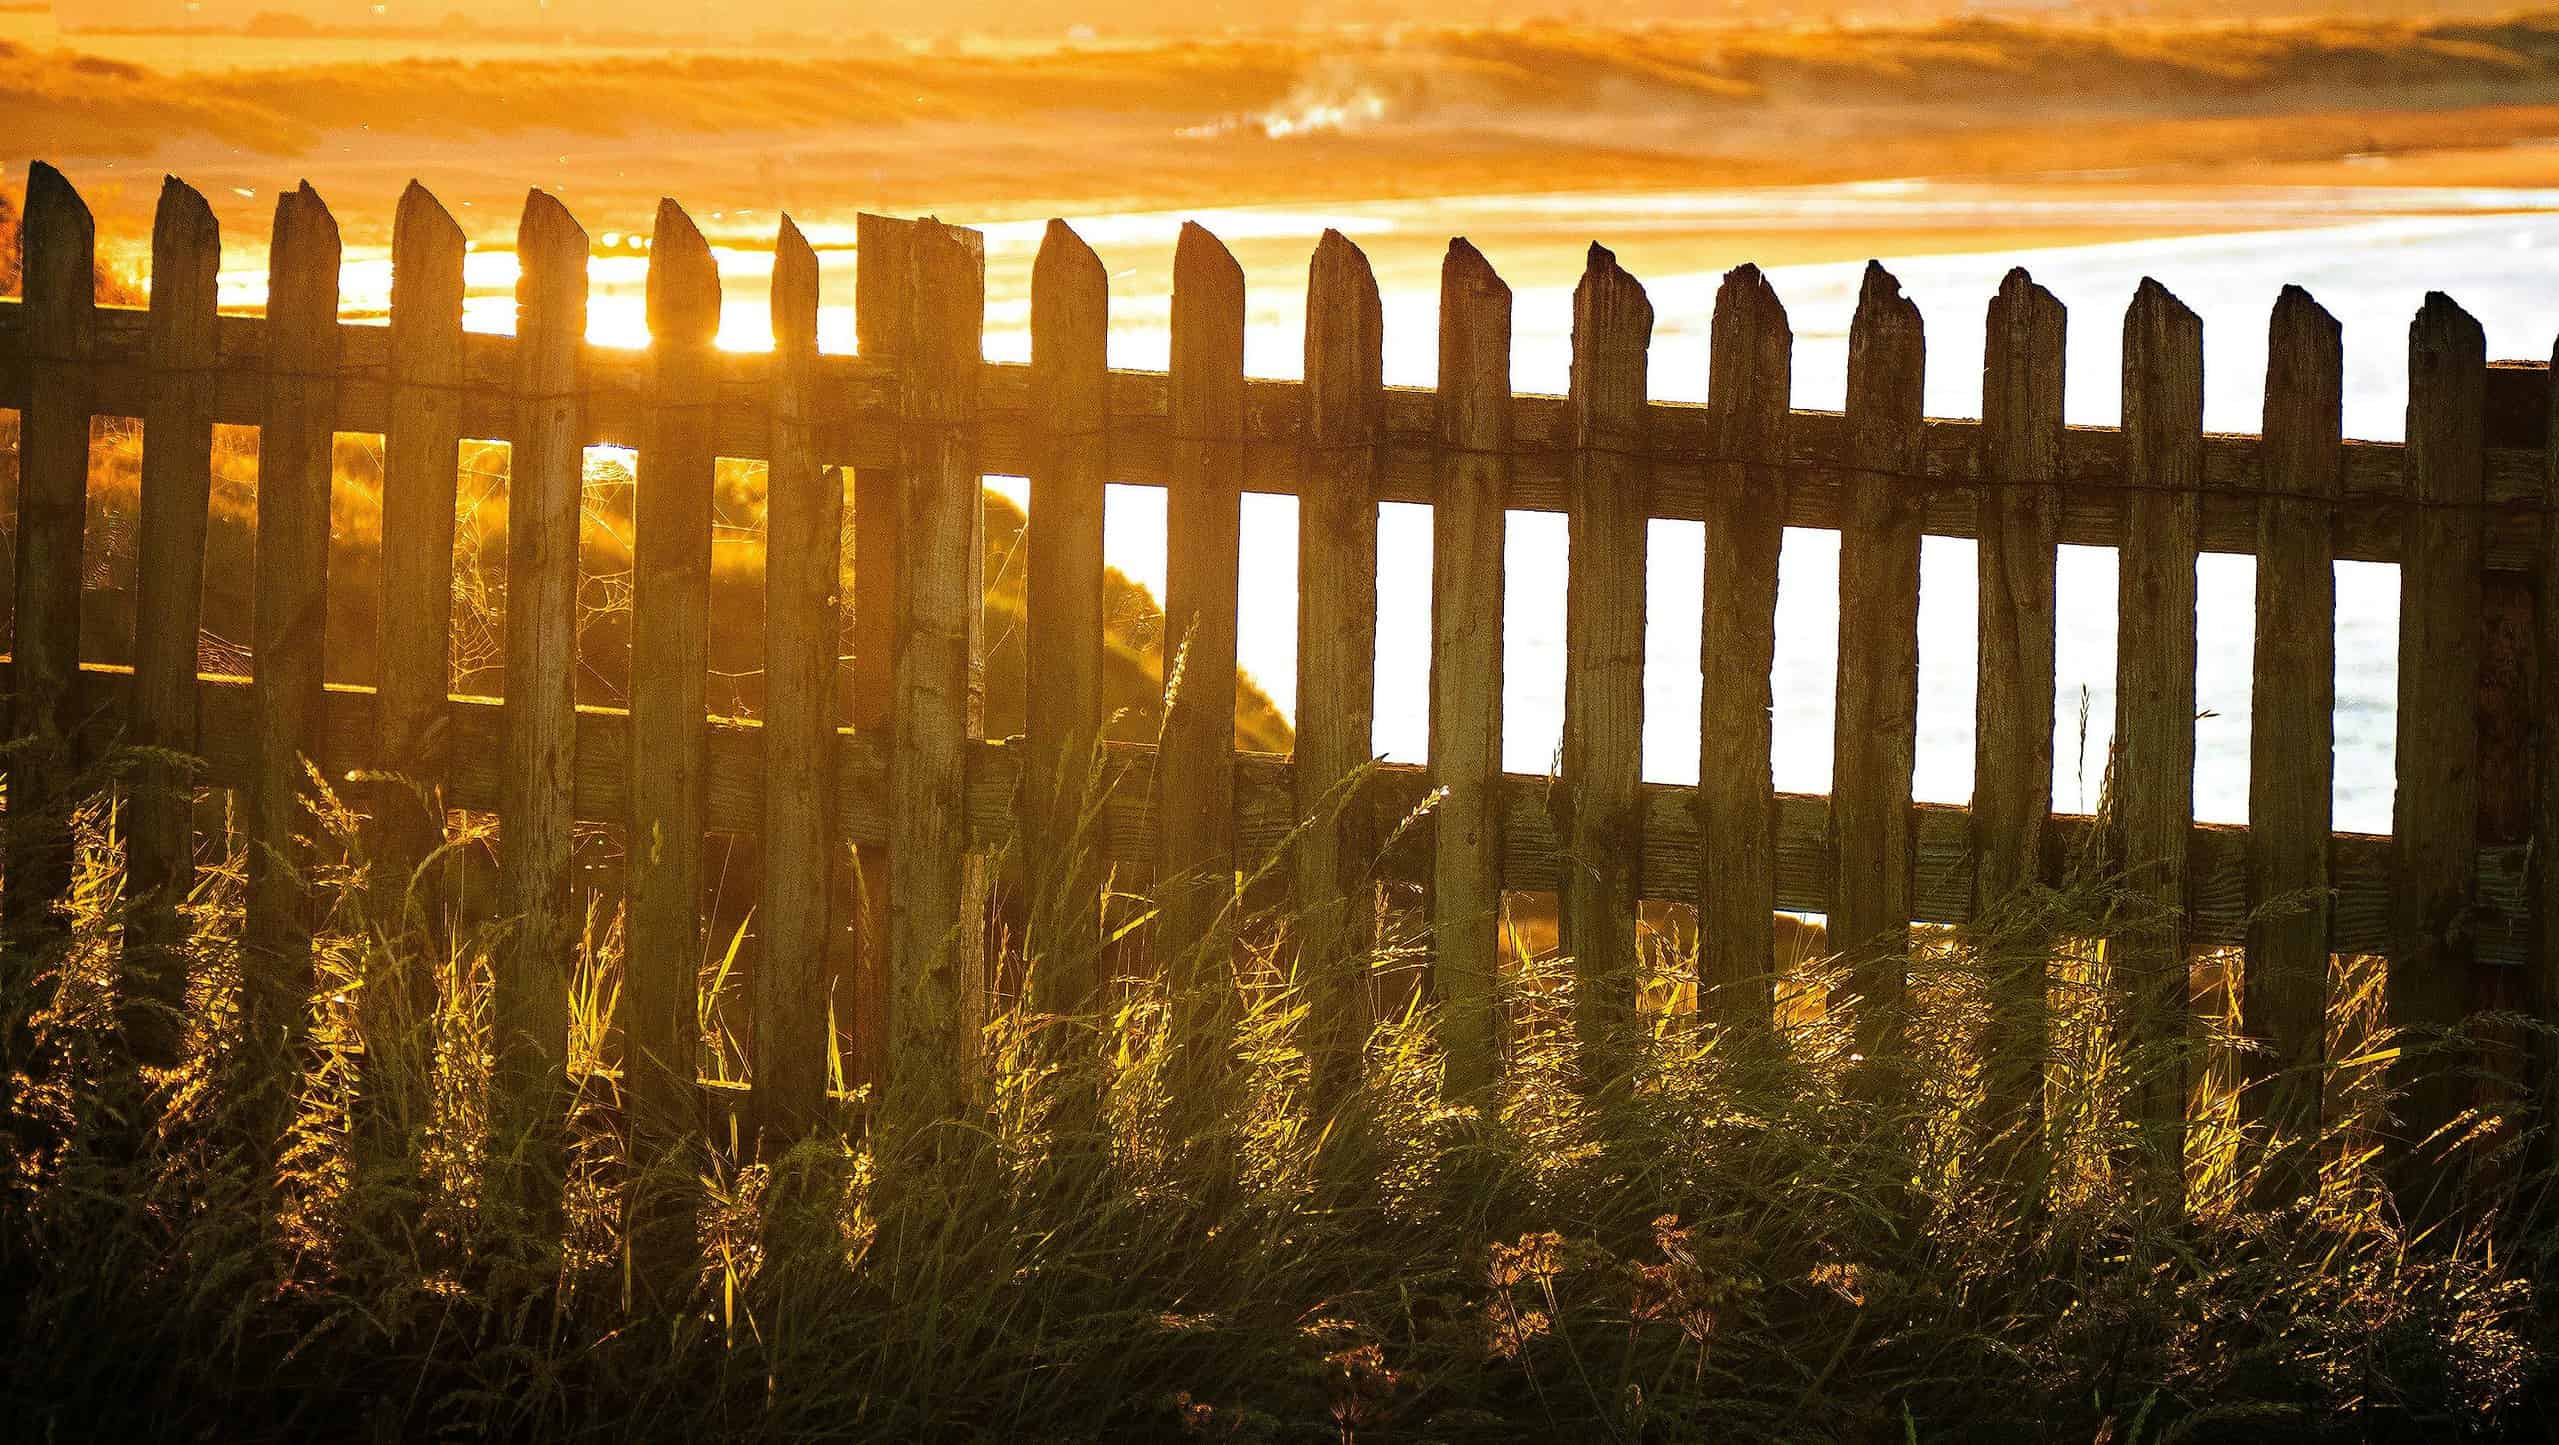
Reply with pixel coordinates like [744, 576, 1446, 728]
[2, 161, 2554, 1205]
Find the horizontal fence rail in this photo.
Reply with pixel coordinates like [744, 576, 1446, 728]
[4, 302, 2556, 569]
[3, 161, 2555, 1240]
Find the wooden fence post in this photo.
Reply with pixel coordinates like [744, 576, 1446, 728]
[1430, 238, 1511, 1096]
[7, 162, 93, 955]
[366, 182, 467, 1102]
[1159, 223, 1246, 1087]
[2242, 286, 2342, 1194]
[2115, 277, 2204, 1201]
[628, 199, 719, 1154]
[1830, 262, 1925, 1063]
[1975, 268, 2065, 1133]
[849, 212, 912, 1100]
[2390, 293, 2488, 1211]
[125, 176, 219, 1067]
[1695, 262, 1783, 1041]
[755, 216, 840, 1144]
[1024, 220, 1111, 1024]
[1558, 244, 1650, 1086]
[496, 190, 587, 1190]
[887, 218, 988, 1125]
[245, 182, 341, 1059]
[372, 183, 467, 947]
[1297, 230, 1384, 1106]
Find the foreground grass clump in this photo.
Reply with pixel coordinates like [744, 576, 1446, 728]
[1, 772, 2554, 1442]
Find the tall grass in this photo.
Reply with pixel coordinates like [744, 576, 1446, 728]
[1, 740, 2552, 1441]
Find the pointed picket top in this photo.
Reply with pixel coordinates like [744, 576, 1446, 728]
[395, 180, 464, 262]
[1307, 228, 1383, 439]
[1174, 219, 1244, 324]
[647, 198, 720, 347]
[23, 161, 95, 333]
[1851, 260, 1921, 348]
[1172, 221, 1243, 418]
[149, 176, 220, 319]
[1989, 267, 2066, 367]
[1571, 242, 1651, 448]
[2270, 282, 2339, 352]
[267, 182, 341, 361]
[2410, 289, 2486, 377]
[1847, 260, 1923, 423]
[1996, 265, 2053, 309]
[772, 214, 818, 353]
[515, 189, 590, 330]
[1708, 262, 1789, 447]
[2125, 275, 2201, 371]
[2263, 285, 2342, 498]
[1034, 217, 1106, 308]
[1442, 235, 1508, 308]
[392, 179, 465, 305]
[1439, 238, 1512, 443]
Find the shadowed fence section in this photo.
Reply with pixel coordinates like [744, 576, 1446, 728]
[5, 160, 2559, 1237]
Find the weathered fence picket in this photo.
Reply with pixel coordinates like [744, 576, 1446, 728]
[629, 200, 721, 1148]
[886, 219, 988, 1123]
[8, 164, 91, 953]
[846, 212, 915, 1103]
[1832, 264, 1926, 1062]
[497, 190, 586, 1168]
[2244, 286, 2343, 1185]
[2393, 294, 2490, 1205]
[245, 184, 339, 1054]
[1428, 238, 1511, 1096]
[1974, 268, 2066, 1129]
[1696, 262, 1785, 1039]
[1023, 220, 1111, 1022]
[755, 216, 839, 1141]
[1296, 230, 1385, 1103]
[126, 177, 218, 1065]
[1558, 244, 1650, 1082]
[1159, 223, 1246, 1082]
[371, 180, 467, 978]
[10, 160, 2559, 1240]
[2114, 278, 2205, 1187]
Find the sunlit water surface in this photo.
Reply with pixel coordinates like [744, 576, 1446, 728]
[220, 181, 2559, 834]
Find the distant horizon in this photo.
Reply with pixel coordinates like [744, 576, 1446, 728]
[44, 0, 2517, 42]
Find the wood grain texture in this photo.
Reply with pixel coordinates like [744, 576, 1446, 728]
[245, 182, 341, 1049]
[1158, 222, 1246, 1079]
[1971, 273, 2066, 911]
[1558, 244, 1651, 1083]
[123, 176, 219, 1063]
[2391, 292, 2487, 1193]
[1975, 268, 2066, 1126]
[1430, 238, 1511, 1096]
[1831, 263, 1924, 1059]
[1296, 229, 1385, 1104]
[2243, 286, 2341, 1181]
[498, 190, 587, 1127]
[2115, 277, 2204, 1187]
[1695, 262, 1785, 1038]
[846, 212, 912, 1098]
[627, 199, 720, 1142]
[7, 163, 92, 950]
[370, 181, 466, 1008]
[1023, 220, 1111, 1020]
[887, 218, 988, 1123]
[9, 301, 2558, 572]
[755, 216, 841, 1142]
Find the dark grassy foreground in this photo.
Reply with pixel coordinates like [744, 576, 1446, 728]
[2, 764, 2555, 1443]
